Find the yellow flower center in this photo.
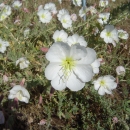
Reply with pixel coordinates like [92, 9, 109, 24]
[106, 32, 111, 37]
[61, 57, 75, 77]
[103, 17, 107, 21]
[56, 37, 62, 41]
[100, 80, 106, 86]
[41, 14, 45, 19]
[1, 15, 6, 20]
[62, 19, 67, 23]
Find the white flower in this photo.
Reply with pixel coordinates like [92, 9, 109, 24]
[93, 75, 117, 95]
[58, 0, 62, 4]
[79, 7, 87, 18]
[38, 5, 43, 11]
[0, 38, 9, 53]
[53, 30, 68, 42]
[0, 5, 12, 21]
[1, 5, 12, 15]
[16, 57, 30, 69]
[118, 29, 129, 40]
[60, 14, 72, 29]
[8, 85, 30, 103]
[97, 13, 110, 25]
[99, 0, 108, 7]
[91, 59, 100, 74]
[0, 13, 8, 21]
[12, 0, 22, 8]
[71, 13, 77, 21]
[37, 9, 52, 23]
[87, 6, 97, 15]
[57, 9, 69, 21]
[116, 66, 125, 75]
[24, 28, 30, 38]
[67, 34, 87, 47]
[0, 3, 5, 10]
[44, 2, 57, 15]
[112, 0, 116, 2]
[100, 25, 119, 47]
[45, 42, 96, 91]
[72, 0, 82, 6]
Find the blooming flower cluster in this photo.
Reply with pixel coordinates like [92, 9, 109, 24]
[57, 9, 72, 29]
[0, 4, 12, 21]
[37, 2, 57, 23]
[45, 30, 101, 91]
[79, 6, 97, 18]
[0, 0, 129, 108]
[45, 42, 97, 91]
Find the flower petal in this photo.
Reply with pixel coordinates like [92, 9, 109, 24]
[8, 94, 15, 99]
[51, 71, 67, 91]
[70, 44, 87, 60]
[66, 72, 85, 91]
[78, 47, 96, 64]
[45, 63, 62, 80]
[21, 97, 29, 103]
[98, 87, 105, 95]
[104, 89, 112, 94]
[46, 42, 70, 62]
[74, 64, 93, 82]
[93, 82, 100, 90]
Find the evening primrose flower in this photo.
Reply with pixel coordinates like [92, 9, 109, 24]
[87, 6, 97, 15]
[99, 0, 108, 7]
[67, 34, 87, 47]
[1, 5, 12, 15]
[0, 38, 9, 53]
[16, 57, 30, 69]
[45, 42, 96, 91]
[93, 75, 117, 95]
[118, 29, 129, 40]
[12, 0, 22, 9]
[116, 66, 125, 75]
[79, 7, 87, 18]
[0, 5, 12, 21]
[91, 59, 100, 74]
[60, 14, 72, 29]
[44, 2, 57, 15]
[57, 9, 69, 21]
[58, 0, 62, 4]
[72, 0, 82, 6]
[37, 9, 52, 23]
[0, 3, 5, 10]
[97, 13, 110, 25]
[100, 25, 119, 47]
[53, 30, 68, 42]
[8, 85, 30, 103]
